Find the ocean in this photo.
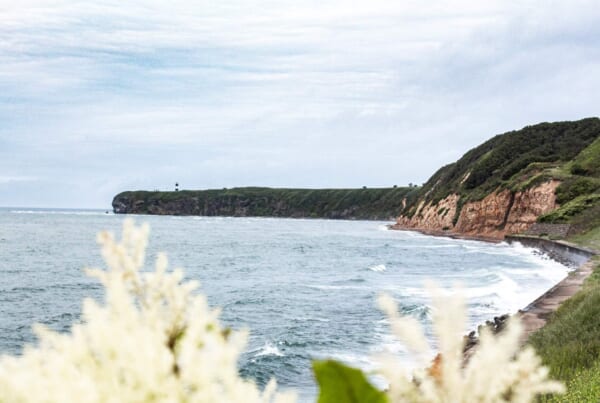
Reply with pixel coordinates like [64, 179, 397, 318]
[0, 208, 570, 401]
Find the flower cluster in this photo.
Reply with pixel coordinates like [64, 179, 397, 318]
[0, 219, 295, 403]
[375, 286, 564, 402]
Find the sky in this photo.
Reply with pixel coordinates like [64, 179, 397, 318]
[1, 0, 600, 208]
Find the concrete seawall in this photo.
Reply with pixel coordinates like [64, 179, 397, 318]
[505, 235, 597, 268]
[504, 235, 597, 341]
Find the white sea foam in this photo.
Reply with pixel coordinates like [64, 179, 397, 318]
[254, 342, 284, 357]
[10, 210, 111, 216]
[294, 316, 330, 323]
[368, 264, 387, 272]
[318, 351, 375, 371]
[306, 284, 365, 291]
[464, 273, 518, 299]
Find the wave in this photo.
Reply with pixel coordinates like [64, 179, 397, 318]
[292, 316, 331, 323]
[397, 244, 458, 250]
[253, 342, 285, 357]
[368, 264, 386, 272]
[10, 210, 112, 216]
[306, 284, 365, 291]
[315, 351, 374, 371]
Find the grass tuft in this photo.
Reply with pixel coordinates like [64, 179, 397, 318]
[529, 259, 600, 402]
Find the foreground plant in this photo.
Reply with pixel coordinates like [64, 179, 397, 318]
[373, 288, 565, 402]
[0, 220, 566, 403]
[0, 219, 295, 403]
[315, 288, 564, 403]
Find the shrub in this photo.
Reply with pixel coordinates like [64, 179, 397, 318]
[555, 177, 600, 204]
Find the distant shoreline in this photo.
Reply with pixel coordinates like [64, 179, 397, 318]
[386, 225, 503, 244]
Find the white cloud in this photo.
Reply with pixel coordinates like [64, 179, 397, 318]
[0, 176, 38, 184]
[0, 0, 599, 207]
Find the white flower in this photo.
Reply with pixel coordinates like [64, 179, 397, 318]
[375, 286, 564, 403]
[0, 219, 296, 403]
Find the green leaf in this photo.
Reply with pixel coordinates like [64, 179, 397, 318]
[312, 360, 388, 403]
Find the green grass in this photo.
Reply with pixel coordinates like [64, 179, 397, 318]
[567, 136, 600, 177]
[410, 118, 600, 208]
[570, 226, 600, 252]
[557, 360, 600, 402]
[539, 194, 600, 241]
[529, 259, 600, 402]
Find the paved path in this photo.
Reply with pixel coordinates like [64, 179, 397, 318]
[519, 258, 596, 341]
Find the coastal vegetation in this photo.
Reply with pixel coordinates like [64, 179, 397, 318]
[537, 135, 600, 244]
[529, 258, 600, 402]
[409, 118, 600, 208]
[112, 186, 421, 220]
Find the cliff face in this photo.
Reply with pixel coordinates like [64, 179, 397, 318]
[392, 180, 560, 239]
[395, 194, 459, 230]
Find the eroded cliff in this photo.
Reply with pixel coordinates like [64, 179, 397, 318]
[392, 180, 561, 239]
[392, 118, 600, 240]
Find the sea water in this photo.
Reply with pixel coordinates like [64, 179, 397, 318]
[0, 208, 570, 401]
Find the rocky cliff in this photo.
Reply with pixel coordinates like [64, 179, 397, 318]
[393, 180, 560, 239]
[392, 118, 600, 240]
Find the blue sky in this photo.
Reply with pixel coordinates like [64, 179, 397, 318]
[1, 0, 600, 208]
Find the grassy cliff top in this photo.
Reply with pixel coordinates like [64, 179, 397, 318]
[415, 117, 600, 205]
[401, 118, 600, 238]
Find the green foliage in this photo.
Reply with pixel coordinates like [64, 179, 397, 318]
[555, 177, 600, 204]
[568, 137, 600, 177]
[569, 226, 600, 252]
[571, 164, 590, 176]
[557, 361, 600, 403]
[539, 194, 600, 224]
[529, 262, 600, 402]
[312, 360, 388, 403]
[410, 118, 600, 208]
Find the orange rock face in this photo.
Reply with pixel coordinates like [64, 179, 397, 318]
[504, 180, 560, 234]
[454, 189, 513, 239]
[395, 194, 459, 231]
[393, 180, 560, 240]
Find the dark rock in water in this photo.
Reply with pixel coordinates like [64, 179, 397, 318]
[463, 330, 478, 351]
[464, 313, 511, 356]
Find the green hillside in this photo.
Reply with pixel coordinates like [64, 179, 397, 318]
[402, 117, 600, 241]
[538, 136, 600, 249]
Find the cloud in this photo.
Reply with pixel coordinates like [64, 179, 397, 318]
[0, 176, 38, 184]
[0, 0, 599, 207]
